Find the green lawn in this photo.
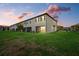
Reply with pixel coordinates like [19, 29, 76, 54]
[0, 31, 79, 56]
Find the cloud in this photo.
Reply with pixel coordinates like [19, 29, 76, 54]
[45, 5, 59, 13]
[44, 4, 71, 15]
[0, 9, 34, 20]
[0, 9, 18, 20]
[0, 9, 18, 26]
[43, 4, 71, 26]
[18, 12, 33, 19]
[0, 9, 34, 26]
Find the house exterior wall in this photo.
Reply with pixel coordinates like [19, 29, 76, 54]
[23, 15, 46, 32]
[9, 15, 46, 32]
[9, 13, 57, 32]
[45, 15, 57, 32]
[9, 25, 17, 31]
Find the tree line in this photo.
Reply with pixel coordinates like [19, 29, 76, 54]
[57, 23, 79, 32]
[0, 23, 79, 32]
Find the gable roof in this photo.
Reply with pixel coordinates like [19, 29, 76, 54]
[10, 13, 57, 27]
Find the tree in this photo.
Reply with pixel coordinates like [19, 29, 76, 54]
[17, 23, 24, 32]
[57, 25, 64, 31]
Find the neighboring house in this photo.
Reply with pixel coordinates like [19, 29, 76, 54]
[0, 25, 9, 31]
[70, 23, 79, 31]
[9, 13, 57, 32]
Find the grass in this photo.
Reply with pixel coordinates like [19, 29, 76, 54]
[0, 31, 79, 56]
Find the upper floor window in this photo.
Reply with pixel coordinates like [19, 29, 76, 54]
[27, 22, 28, 24]
[53, 25, 55, 27]
[42, 16, 45, 21]
[30, 21, 31, 24]
[40, 17, 42, 21]
[35, 18, 37, 22]
[35, 18, 39, 22]
[24, 21, 28, 25]
[35, 16, 45, 22]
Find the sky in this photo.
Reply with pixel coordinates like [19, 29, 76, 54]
[0, 3, 79, 27]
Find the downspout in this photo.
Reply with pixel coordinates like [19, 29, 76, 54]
[45, 15, 47, 32]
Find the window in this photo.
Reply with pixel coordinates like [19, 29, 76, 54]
[42, 16, 45, 21]
[40, 17, 42, 21]
[40, 26, 46, 32]
[30, 21, 31, 24]
[36, 18, 39, 22]
[35, 16, 45, 22]
[36, 26, 46, 32]
[35, 18, 37, 22]
[26, 21, 28, 24]
[53, 25, 55, 27]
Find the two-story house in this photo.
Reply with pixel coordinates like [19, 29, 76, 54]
[9, 13, 57, 32]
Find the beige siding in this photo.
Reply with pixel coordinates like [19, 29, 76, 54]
[45, 15, 57, 32]
[9, 14, 57, 32]
[9, 25, 17, 30]
[15, 15, 46, 32]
